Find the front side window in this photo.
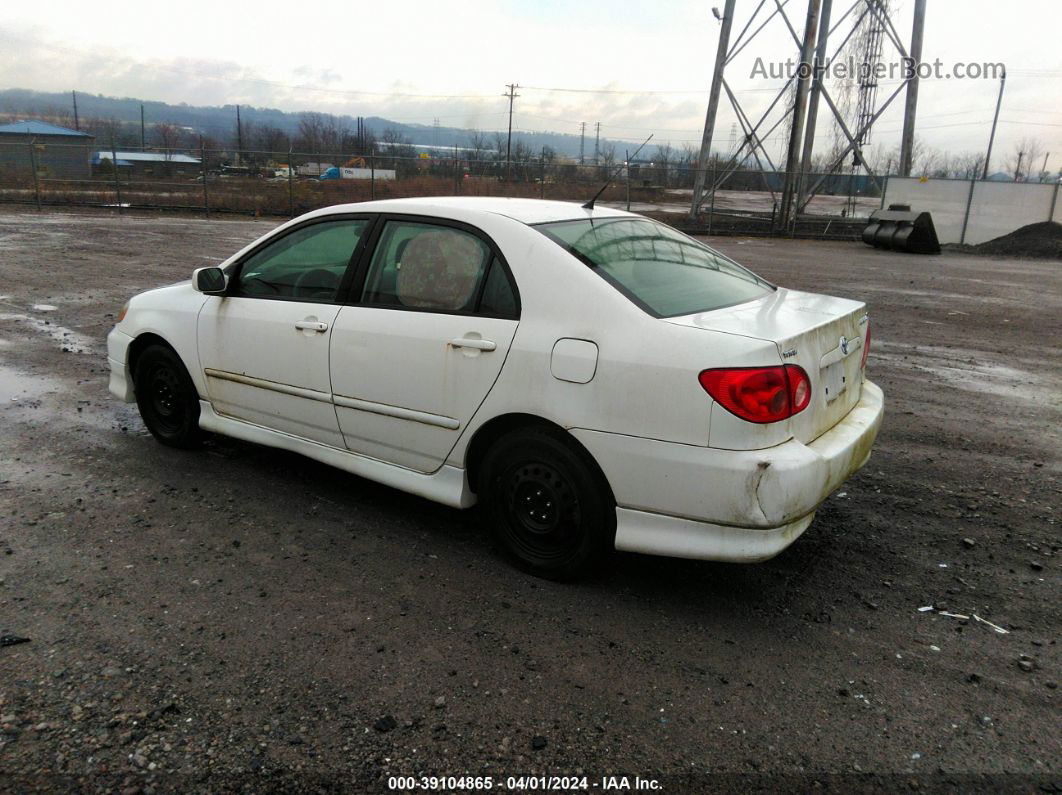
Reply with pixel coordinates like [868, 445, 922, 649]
[362, 221, 516, 316]
[234, 219, 369, 301]
[536, 218, 773, 317]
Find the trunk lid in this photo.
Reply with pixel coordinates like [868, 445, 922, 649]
[668, 288, 869, 443]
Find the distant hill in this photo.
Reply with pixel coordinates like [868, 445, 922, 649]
[0, 88, 634, 159]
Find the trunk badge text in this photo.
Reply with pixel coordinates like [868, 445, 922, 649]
[782, 348, 798, 359]
[840, 336, 849, 356]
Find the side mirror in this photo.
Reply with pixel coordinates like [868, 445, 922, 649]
[192, 266, 227, 295]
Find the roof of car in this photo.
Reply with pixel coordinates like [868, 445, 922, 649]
[317, 196, 635, 225]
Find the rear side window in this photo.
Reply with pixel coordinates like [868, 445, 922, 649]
[479, 257, 518, 317]
[361, 220, 518, 317]
[537, 218, 772, 317]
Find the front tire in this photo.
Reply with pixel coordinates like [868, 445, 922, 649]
[133, 344, 203, 449]
[479, 427, 615, 580]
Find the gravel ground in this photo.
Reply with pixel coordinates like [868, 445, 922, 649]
[0, 209, 1058, 793]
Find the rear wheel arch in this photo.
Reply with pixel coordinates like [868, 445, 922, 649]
[464, 413, 615, 504]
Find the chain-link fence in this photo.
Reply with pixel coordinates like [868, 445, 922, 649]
[0, 141, 885, 234]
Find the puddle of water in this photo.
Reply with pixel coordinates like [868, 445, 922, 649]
[0, 312, 98, 353]
[0, 362, 63, 401]
[0, 362, 139, 435]
[874, 340, 1056, 405]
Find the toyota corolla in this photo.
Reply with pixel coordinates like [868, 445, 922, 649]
[108, 197, 883, 579]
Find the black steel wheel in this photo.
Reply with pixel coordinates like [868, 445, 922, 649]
[133, 344, 203, 449]
[480, 426, 615, 580]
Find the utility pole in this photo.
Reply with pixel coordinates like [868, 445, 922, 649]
[689, 0, 735, 219]
[1014, 150, 1024, 182]
[625, 149, 631, 211]
[71, 91, 79, 131]
[579, 122, 586, 165]
[776, 0, 821, 233]
[1039, 152, 1049, 182]
[796, 0, 832, 215]
[140, 105, 145, 150]
[593, 122, 601, 164]
[899, 0, 926, 177]
[236, 105, 243, 166]
[982, 68, 1006, 180]
[503, 83, 519, 182]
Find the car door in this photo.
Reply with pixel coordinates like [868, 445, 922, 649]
[329, 217, 520, 472]
[197, 216, 373, 448]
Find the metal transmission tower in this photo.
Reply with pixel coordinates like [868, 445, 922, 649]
[727, 122, 737, 156]
[854, 1, 887, 151]
[689, 0, 927, 230]
[579, 122, 586, 165]
[594, 122, 601, 164]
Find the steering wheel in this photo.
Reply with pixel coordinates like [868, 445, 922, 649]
[293, 268, 340, 300]
[239, 275, 280, 295]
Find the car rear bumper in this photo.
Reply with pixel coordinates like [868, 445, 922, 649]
[107, 328, 135, 403]
[571, 380, 884, 562]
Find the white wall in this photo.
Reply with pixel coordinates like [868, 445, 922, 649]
[882, 177, 1060, 245]
[963, 182, 1055, 245]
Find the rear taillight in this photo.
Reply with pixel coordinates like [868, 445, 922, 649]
[698, 365, 811, 424]
[861, 321, 871, 369]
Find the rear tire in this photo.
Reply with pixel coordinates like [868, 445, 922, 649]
[479, 426, 615, 581]
[133, 344, 203, 449]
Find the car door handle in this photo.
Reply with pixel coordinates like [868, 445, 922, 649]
[449, 337, 496, 351]
[294, 320, 328, 332]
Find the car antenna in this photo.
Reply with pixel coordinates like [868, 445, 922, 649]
[582, 134, 653, 211]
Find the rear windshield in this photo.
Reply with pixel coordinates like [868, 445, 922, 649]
[536, 217, 773, 317]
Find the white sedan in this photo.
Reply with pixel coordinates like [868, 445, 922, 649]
[108, 197, 883, 579]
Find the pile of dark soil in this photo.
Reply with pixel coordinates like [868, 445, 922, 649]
[963, 220, 1062, 259]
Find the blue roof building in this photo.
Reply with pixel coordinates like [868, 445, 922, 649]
[0, 120, 93, 137]
[0, 119, 95, 179]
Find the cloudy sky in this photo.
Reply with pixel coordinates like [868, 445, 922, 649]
[2, 0, 1061, 172]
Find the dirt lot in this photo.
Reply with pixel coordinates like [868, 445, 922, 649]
[0, 209, 1058, 793]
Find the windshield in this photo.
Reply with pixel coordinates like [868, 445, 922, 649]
[536, 217, 773, 317]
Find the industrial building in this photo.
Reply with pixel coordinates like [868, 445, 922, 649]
[91, 151, 202, 177]
[0, 120, 95, 179]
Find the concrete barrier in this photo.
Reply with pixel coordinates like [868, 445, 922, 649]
[882, 177, 1061, 245]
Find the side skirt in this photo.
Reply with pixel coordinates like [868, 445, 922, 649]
[196, 401, 476, 509]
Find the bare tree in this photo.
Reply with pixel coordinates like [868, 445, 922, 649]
[914, 144, 942, 178]
[254, 125, 291, 157]
[153, 122, 182, 157]
[296, 112, 326, 154]
[599, 143, 616, 170]
[492, 132, 507, 159]
[466, 130, 490, 173]
[513, 140, 534, 180]
[951, 152, 986, 180]
[1004, 138, 1044, 182]
[381, 127, 415, 174]
[654, 143, 673, 187]
[86, 116, 126, 147]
